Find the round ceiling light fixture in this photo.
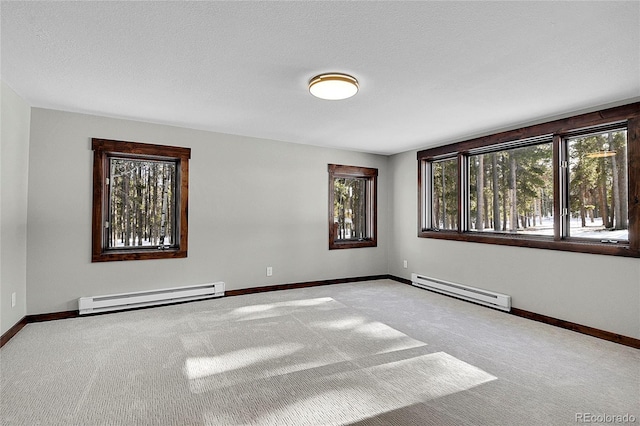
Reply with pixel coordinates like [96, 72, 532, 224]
[308, 73, 359, 100]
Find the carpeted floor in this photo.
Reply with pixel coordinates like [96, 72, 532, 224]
[1, 279, 638, 425]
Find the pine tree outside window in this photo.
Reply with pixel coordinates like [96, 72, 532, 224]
[430, 157, 458, 231]
[566, 128, 628, 241]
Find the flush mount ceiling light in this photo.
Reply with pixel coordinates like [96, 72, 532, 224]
[309, 73, 359, 100]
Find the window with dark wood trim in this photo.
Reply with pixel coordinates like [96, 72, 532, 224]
[91, 138, 190, 262]
[418, 102, 640, 257]
[329, 164, 378, 250]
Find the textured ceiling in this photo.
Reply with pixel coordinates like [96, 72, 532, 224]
[2, 1, 639, 155]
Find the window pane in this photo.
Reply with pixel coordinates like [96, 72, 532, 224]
[432, 158, 458, 230]
[108, 158, 177, 249]
[334, 177, 368, 240]
[469, 143, 553, 235]
[568, 130, 628, 241]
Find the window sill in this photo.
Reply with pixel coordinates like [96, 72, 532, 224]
[329, 239, 377, 250]
[417, 230, 639, 258]
[92, 249, 187, 262]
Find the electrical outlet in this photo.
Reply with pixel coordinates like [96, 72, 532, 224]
[11, 292, 16, 308]
[403, 260, 408, 269]
[266, 266, 273, 277]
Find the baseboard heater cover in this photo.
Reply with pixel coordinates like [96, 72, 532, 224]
[411, 273, 511, 312]
[78, 282, 225, 315]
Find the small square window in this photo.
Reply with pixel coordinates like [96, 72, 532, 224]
[328, 164, 377, 250]
[91, 139, 190, 262]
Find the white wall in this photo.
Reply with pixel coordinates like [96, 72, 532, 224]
[388, 149, 640, 339]
[1, 82, 30, 335]
[26, 108, 389, 315]
[16, 105, 640, 340]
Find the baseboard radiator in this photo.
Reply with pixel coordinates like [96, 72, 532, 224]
[411, 273, 511, 312]
[78, 282, 225, 315]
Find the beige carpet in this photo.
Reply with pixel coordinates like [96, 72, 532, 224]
[1, 280, 638, 425]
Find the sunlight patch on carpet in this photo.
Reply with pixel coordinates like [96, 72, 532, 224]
[182, 298, 428, 393]
[202, 351, 496, 426]
[185, 343, 305, 379]
[187, 296, 346, 324]
[181, 297, 496, 425]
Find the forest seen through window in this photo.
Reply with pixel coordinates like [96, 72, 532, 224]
[431, 129, 628, 241]
[108, 158, 177, 249]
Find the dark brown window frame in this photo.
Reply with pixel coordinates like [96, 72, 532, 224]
[91, 138, 191, 262]
[417, 102, 640, 258]
[328, 164, 378, 250]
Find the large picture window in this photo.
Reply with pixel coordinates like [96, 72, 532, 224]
[92, 139, 190, 262]
[418, 103, 639, 257]
[328, 164, 377, 250]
